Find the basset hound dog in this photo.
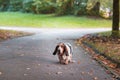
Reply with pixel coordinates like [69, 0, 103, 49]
[53, 42, 73, 65]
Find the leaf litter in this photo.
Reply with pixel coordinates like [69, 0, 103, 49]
[0, 72, 2, 75]
[56, 71, 62, 75]
[0, 29, 32, 41]
[77, 32, 120, 79]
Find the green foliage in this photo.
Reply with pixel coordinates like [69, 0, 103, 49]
[8, 0, 23, 11]
[0, 0, 116, 18]
[32, 0, 56, 14]
[87, 1, 100, 16]
[87, 0, 112, 9]
[56, 0, 74, 16]
[23, 0, 35, 13]
[74, 0, 88, 16]
[87, 0, 113, 18]
[0, 0, 10, 11]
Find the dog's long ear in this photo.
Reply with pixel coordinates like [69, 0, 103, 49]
[53, 45, 59, 55]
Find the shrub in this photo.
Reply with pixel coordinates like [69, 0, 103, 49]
[73, 0, 88, 16]
[8, 0, 23, 11]
[55, 0, 74, 16]
[32, 0, 56, 14]
[22, 0, 35, 13]
[0, 0, 10, 11]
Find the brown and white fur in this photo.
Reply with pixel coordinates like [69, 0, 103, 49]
[53, 42, 73, 65]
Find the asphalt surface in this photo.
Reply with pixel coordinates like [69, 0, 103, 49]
[0, 27, 114, 80]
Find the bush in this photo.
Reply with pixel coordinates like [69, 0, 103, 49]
[32, 0, 56, 14]
[87, 2, 100, 16]
[55, 0, 74, 16]
[8, 0, 23, 11]
[23, 0, 35, 13]
[0, 0, 10, 11]
[74, 2, 87, 15]
[73, 0, 88, 16]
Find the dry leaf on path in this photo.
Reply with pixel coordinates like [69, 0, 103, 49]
[26, 68, 31, 70]
[81, 71, 85, 75]
[38, 64, 41, 66]
[77, 61, 80, 64]
[93, 77, 98, 80]
[24, 74, 28, 76]
[56, 72, 62, 75]
[0, 72, 2, 75]
[20, 54, 24, 56]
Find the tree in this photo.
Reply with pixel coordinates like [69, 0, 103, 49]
[111, 0, 119, 37]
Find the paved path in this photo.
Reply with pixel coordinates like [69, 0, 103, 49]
[0, 27, 113, 80]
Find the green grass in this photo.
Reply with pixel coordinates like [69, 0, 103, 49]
[0, 12, 112, 28]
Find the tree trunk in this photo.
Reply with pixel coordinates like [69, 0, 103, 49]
[112, 0, 119, 37]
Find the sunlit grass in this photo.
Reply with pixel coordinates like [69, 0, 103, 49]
[0, 12, 112, 28]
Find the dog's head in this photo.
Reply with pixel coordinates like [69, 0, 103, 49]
[53, 43, 68, 56]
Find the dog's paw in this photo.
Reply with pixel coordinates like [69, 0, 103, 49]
[64, 62, 68, 65]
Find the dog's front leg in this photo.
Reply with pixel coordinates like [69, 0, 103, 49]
[64, 59, 69, 65]
[64, 55, 72, 64]
[58, 56, 63, 64]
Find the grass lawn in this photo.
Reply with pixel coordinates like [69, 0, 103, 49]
[0, 12, 112, 28]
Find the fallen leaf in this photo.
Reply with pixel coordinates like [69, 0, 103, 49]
[81, 71, 85, 75]
[93, 77, 98, 80]
[38, 64, 41, 66]
[26, 68, 30, 70]
[24, 74, 28, 76]
[56, 72, 62, 75]
[109, 63, 117, 69]
[0, 72, 2, 75]
[77, 61, 80, 64]
[88, 72, 93, 76]
[76, 43, 80, 46]
[20, 54, 24, 56]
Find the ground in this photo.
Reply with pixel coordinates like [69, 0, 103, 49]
[0, 27, 116, 80]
